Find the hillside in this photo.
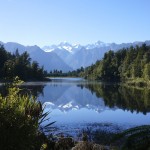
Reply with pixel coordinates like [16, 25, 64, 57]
[0, 45, 46, 81]
[43, 41, 150, 69]
[1, 41, 150, 72]
[81, 44, 150, 85]
[1, 42, 72, 72]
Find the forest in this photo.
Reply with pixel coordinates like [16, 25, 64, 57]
[48, 67, 84, 77]
[0, 45, 47, 81]
[81, 44, 150, 85]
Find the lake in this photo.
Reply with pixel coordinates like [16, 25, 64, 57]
[1, 77, 150, 136]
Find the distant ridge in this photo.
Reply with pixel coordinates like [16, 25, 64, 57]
[42, 40, 150, 69]
[1, 40, 150, 71]
[1, 42, 72, 72]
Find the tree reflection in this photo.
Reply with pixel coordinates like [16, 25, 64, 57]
[20, 85, 45, 98]
[80, 83, 150, 114]
[0, 84, 45, 99]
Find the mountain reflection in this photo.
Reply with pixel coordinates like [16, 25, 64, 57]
[80, 83, 150, 115]
[0, 83, 45, 98]
[33, 81, 150, 114]
[1, 80, 150, 114]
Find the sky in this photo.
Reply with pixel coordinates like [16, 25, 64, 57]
[0, 0, 150, 47]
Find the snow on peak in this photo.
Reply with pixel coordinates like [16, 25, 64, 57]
[57, 42, 74, 52]
[42, 42, 83, 53]
[85, 41, 110, 49]
[42, 40, 111, 52]
[42, 45, 56, 52]
[42, 48, 54, 52]
[61, 46, 72, 52]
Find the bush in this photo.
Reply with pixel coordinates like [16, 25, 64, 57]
[0, 77, 54, 150]
[114, 125, 150, 150]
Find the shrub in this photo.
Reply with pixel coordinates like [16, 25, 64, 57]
[0, 77, 54, 150]
[114, 125, 150, 150]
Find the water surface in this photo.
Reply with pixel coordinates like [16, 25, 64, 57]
[1, 77, 150, 135]
[24, 78, 150, 123]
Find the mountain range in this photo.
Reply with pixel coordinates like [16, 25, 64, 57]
[1, 40, 150, 72]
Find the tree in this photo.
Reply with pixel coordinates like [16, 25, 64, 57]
[81, 44, 150, 82]
[143, 63, 150, 80]
[0, 45, 9, 78]
[0, 45, 46, 81]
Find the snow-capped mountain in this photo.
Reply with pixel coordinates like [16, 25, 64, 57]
[43, 42, 82, 53]
[43, 41, 110, 52]
[1, 40, 150, 71]
[85, 41, 110, 49]
[42, 40, 150, 70]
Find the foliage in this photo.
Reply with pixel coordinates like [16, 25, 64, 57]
[114, 125, 150, 150]
[66, 67, 84, 77]
[81, 44, 150, 83]
[0, 45, 47, 81]
[0, 77, 55, 150]
[48, 67, 84, 77]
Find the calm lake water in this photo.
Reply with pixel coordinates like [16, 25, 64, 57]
[1, 77, 150, 135]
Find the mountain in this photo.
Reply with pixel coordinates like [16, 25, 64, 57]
[29, 48, 72, 72]
[1, 42, 72, 72]
[1, 40, 150, 72]
[81, 44, 150, 82]
[2, 42, 26, 54]
[43, 40, 150, 70]
[43, 42, 82, 53]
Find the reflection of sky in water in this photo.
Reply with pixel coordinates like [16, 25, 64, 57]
[19, 78, 150, 125]
[36, 77, 150, 127]
[44, 108, 150, 126]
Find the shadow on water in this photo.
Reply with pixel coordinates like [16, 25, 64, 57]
[1, 79, 150, 140]
[1, 80, 150, 114]
[0, 83, 45, 99]
[78, 83, 150, 115]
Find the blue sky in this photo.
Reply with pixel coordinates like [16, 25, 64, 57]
[0, 0, 150, 47]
